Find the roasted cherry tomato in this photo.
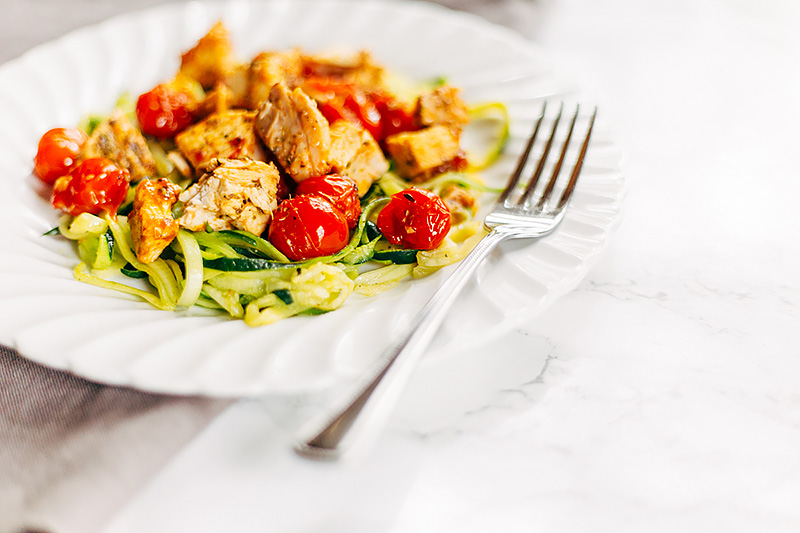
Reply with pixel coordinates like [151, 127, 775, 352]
[33, 127, 87, 184]
[51, 157, 130, 216]
[375, 98, 416, 139]
[376, 188, 451, 250]
[268, 195, 349, 261]
[293, 174, 361, 228]
[135, 84, 194, 138]
[305, 77, 415, 141]
[343, 92, 382, 140]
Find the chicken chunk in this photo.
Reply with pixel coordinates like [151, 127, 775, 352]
[82, 110, 157, 182]
[416, 85, 470, 132]
[255, 83, 331, 182]
[190, 82, 234, 120]
[384, 125, 467, 181]
[248, 49, 304, 109]
[179, 21, 235, 89]
[223, 62, 251, 108]
[128, 178, 182, 264]
[302, 50, 388, 91]
[178, 158, 280, 235]
[175, 110, 263, 172]
[328, 120, 389, 195]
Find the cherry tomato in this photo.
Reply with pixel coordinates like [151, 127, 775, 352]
[375, 98, 416, 139]
[33, 128, 87, 184]
[376, 188, 451, 250]
[305, 77, 415, 141]
[135, 84, 194, 138]
[51, 157, 130, 216]
[268, 195, 349, 261]
[343, 92, 382, 140]
[293, 174, 361, 228]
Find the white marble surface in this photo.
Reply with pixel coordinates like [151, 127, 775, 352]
[29, 0, 800, 530]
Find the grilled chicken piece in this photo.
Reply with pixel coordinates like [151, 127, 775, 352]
[302, 50, 388, 91]
[255, 83, 331, 182]
[179, 21, 235, 89]
[83, 110, 157, 182]
[384, 125, 466, 181]
[128, 178, 182, 264]
[248, 49, 304, 109]
[416, 85, 469, 132]
[191, 82, 233, 120]
[178, 158, 280, 235]
[175, 110, 263, 172]
[223, 62, 251, 108]
[328, 120, 389, 196]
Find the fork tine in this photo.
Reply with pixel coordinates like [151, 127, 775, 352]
[519, 102, 564, 206]
[556, 106, 597, 211]
[533, 104, 579, 210]
[496, 101, 547, 206]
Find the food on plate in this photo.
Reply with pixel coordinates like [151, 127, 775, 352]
[36, 22, 508, 325]
[175, 109, 263, 170]
[177, 158, 280, 235]
[376, 188, 452, 250]
[51, 157, 130, 216]
[268, 194, 350, 261]
[82, 110, 157, 182]
[33, 127, 87, 184]
[129, 177, 182, 263]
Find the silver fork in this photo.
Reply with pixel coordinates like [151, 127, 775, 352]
[294, 102, 597, 460]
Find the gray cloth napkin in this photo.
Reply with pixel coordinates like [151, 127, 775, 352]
[0, 1, 542, 532]
[0, 346, 232, 533]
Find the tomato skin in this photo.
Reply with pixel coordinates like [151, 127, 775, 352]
[33, 128, 87, 184]
[376, 188, 451, 250]
[305, 77, 415, 141]
[343, 93, 382, 140]
[135, 84, 194, 138]
[374, 98, 416, 139]
[268, 195, 350, 261]
[51, 157, 130, 216]
[293, 174, 361, 228]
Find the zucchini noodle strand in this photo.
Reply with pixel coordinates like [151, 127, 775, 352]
[176, 230, 203, 307]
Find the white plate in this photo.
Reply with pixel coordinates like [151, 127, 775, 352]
[0, 0, 624, 396]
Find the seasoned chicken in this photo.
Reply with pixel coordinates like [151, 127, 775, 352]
[248, 49, 304, 109]
[223, 62, 251, 108]
[190, 82, 233, 120]
[179, 21, 235, 89]
[82, 110, 157, 182]
[416, 85, 470, 132]
[384, 125, 467, 181]
[128, 178, 182, 264]
[255, 83, 331, 182]
[178, 158, 280, 235]
[175, 110, 263, 171]
[302, 50, 388, 91]
[328, 120, 389, 196]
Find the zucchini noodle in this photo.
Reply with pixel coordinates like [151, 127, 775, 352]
[465, 101, 510, 172]
[74, 263, 172, 309]
[103, 214, 181, 309]
[55, 182, 489, 324]
[175, 230, 203, 307]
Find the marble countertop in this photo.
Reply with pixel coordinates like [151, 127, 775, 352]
[4, 0, 800, 531]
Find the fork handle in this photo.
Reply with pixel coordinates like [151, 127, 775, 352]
[294, 228, 508, 460]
